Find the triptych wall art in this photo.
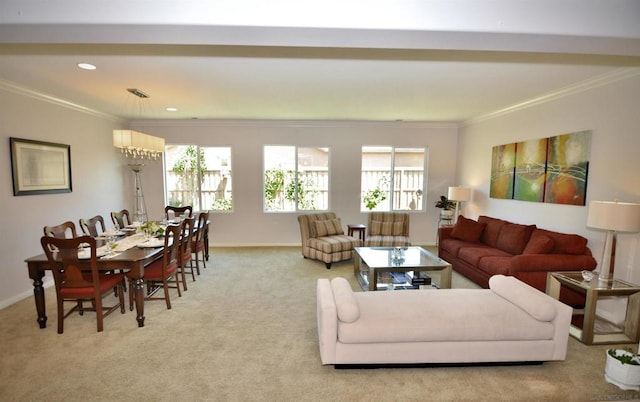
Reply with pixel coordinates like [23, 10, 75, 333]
[490, 130, 591, 206]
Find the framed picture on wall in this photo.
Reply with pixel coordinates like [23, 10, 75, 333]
[10, 137, 72, 196]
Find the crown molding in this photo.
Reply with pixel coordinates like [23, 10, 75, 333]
[462, 67, 640, 127]
[0, 78, 120, 122]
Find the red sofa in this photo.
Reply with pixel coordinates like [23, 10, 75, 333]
[438, 215, 597, 305]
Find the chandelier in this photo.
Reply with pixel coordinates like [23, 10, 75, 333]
[113, 130, 164, 160]
[112, 88, 165, 160]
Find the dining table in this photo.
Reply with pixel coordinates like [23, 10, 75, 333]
[24, 230, 165, 328]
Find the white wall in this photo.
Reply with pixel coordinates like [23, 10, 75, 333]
[0, 90, 128, 308]
[132, 120, 459, 247]
[457, 70, 640, 321]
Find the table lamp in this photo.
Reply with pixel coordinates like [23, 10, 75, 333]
[447, 186, 472, 224]
[586, 200, 640, 282]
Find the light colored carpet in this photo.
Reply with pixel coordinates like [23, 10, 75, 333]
[1, 247, 639, 401]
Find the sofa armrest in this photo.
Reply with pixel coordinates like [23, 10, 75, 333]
[316, 279, 338, 365]
[510, 254, 597, 274]
[437, 226, 455, 256]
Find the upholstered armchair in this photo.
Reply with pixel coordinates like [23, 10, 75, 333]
[365, 212, 411, 246]
[298, 212, 363, 269]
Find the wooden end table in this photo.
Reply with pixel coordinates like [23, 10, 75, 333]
[348, 224, 366, 242]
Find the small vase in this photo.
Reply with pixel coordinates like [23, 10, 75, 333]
[604, 350, 640, 391]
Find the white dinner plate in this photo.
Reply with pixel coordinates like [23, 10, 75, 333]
[78, 249, 107, 259]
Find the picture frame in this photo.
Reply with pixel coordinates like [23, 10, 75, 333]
[10, 137, 72, 196]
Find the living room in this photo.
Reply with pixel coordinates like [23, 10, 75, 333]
[1, 2, 640, 399]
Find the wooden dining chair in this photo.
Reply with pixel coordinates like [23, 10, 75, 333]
[192, 211, 209, 272]
[79, 215, 106, 237]
[127, 224, 182, 310]
[178, 217, 196, 291]
[40, 235, 125, 334]
[164, 205, 193, 220]
[110, 209, 131, 228]
[43, 221, 78, 239]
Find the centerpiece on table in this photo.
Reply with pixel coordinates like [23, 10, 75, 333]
[140, 221, 165, 238]
[604, 348, 640, 391]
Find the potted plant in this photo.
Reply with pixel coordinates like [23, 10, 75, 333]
[434, 195, 456, 218]
[604, 348, 640, 391]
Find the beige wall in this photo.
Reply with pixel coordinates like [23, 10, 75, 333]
[132, 120, 459, 247]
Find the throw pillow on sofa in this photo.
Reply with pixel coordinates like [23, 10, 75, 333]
[314, 218, 344, 237]
[450, 215, 486, 243]
[523, 231, 555, 254]
[496, 223, 536, 255]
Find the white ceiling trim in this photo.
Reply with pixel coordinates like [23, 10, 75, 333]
[0, 78, 120, 122]
[462, 67, 640, 127]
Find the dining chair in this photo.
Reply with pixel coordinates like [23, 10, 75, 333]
[43, 221, 78, 239]
[127, 224, 182, 310]
[111, 209, 131, 228]
[164, 205, 193, 220]
[40, 235, 126, 334]
[79, 215, 106, 237]
[178, 217, 196, 291]
[192, 211, 209, 272]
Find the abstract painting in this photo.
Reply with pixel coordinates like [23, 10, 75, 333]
[544, 130, 591, 205]
[490, 130, 591, 206]
[489, 143, 516, 199]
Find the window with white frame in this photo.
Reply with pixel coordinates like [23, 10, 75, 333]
[164, 145, 232, 212]
[360, 146, 426, 212]
[263, 146, 329, 212]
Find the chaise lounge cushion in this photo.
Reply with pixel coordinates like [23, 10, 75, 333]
[330, 277, 359, 323]
[489, 275, 557, 321]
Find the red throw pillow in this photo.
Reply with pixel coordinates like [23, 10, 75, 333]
[523, 231, 555, 254]
[450, 216, 486, 243]
[496, 223, 536, 255]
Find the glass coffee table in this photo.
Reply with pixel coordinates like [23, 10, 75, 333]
[353, 246, 452, 291]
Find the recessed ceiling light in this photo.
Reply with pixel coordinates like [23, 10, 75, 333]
[77, 63, 96, 70]
[166, 107, 177, 112]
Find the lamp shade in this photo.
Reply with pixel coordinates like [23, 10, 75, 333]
[448, 186, 471, 202]
[587, 201, 640, 233]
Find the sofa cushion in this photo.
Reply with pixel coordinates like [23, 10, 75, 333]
[458, 246, 510, 267]
[489, 275, 557, 322]
[496, 223, 536, 255]
[477, 256, 513, 276]
[450, 215, 486, 243]
[330, 277, 360, 323]
[523, 231, 555, 255]
[478, 216, 507, 248]
[314, 218, 344, 237]
[534, 228, 588, 255]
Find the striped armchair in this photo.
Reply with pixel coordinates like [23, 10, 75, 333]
[298, 212, 363, 269]
[365, 212, 411, 247]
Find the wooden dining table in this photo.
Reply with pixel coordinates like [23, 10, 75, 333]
[24, 235, 163, 329]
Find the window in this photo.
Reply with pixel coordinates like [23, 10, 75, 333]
[164, 145, 232, 212]
[263, 146, 329, 212]
[361, 146, 426, 211]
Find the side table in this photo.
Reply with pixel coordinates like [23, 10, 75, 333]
[546, 272, 640, 345]
[348, 224, 366, 242]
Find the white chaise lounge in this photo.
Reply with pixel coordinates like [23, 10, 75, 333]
[316, 275, 572, 366]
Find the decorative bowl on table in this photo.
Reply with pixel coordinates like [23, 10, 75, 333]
[581, 270, 595, 282]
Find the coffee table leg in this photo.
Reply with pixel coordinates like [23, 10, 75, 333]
[440, 265, 452, 289]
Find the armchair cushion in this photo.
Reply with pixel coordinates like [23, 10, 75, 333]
[314, 218, 344, 237]
[370, 220, 404, 236]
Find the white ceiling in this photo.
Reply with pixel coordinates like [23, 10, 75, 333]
[1, 0, 640, 124]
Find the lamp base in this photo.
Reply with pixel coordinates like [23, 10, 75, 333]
[598, 230, 617, 283]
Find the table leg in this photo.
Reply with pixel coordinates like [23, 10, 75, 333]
[31, 270, 47, 328]
[440, 265, 452, 289]
[133, 278, 146, 327]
